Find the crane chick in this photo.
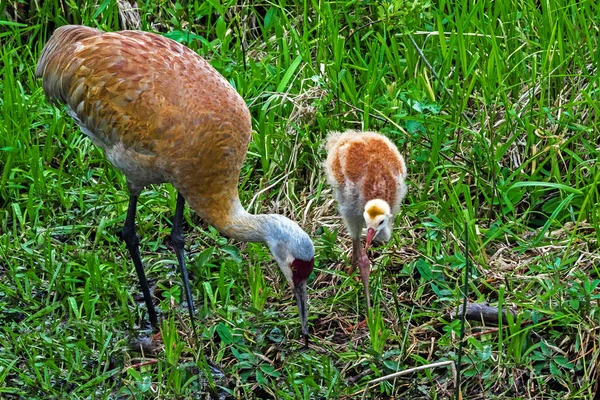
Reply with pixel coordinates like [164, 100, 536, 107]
[325, 130, 407, 310]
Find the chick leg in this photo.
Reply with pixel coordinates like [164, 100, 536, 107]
[348, 237, 361, 274]
[356, 244, 371, 311]
[349, 237, 371, 311]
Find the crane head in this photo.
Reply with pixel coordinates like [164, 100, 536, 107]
[291, 257, 314, 348]
[363, 199, 392, 251]
[265, 215, 315, 347]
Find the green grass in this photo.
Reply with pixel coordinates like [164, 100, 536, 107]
[1, 0, 599, 398]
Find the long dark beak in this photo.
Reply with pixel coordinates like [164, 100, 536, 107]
[294, 280, 309, 348]
[365, 228, 376, 252]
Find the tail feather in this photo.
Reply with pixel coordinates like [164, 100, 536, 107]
[324, 129, 369, 152]
[35, 25, 102, 104]
[324, 130, 345, 152]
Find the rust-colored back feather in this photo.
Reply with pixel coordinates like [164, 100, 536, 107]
[325, 130, 407, 211]
[35, 25, 102, 104]
[36, 25, 253, 230]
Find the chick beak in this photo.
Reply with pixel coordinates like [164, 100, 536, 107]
[365, 227, 376, 252]
[293, 280, 309, 348]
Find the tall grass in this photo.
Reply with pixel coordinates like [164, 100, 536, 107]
[1, 0, 599, 398]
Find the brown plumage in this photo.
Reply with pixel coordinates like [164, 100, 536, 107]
[325, 130, 407, 310]
[36, 25, 315, 344]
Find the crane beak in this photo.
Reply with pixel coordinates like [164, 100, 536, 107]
[365, 227, 376, 252]
[293, 280, 309, 348]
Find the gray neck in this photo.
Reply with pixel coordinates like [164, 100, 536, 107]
[218, 201, 314, 261]
[219, 202, 273, 243]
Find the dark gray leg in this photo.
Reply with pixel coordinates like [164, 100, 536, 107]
[171, 192, 197, 332]
[121, 194, 159, 328]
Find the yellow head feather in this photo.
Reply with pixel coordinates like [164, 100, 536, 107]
[364, 199, 391, 220]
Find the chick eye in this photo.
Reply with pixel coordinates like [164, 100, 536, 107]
[378, 220, 385, 226]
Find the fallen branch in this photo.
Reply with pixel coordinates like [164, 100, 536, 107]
[451, 302, 518, 325]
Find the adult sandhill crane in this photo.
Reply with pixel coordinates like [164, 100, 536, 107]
[36, 25, 315, 344]
[325, 130, 407, 310]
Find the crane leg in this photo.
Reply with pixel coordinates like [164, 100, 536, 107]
[170, 192, 197, 333]
[121, 194, 159, 328]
